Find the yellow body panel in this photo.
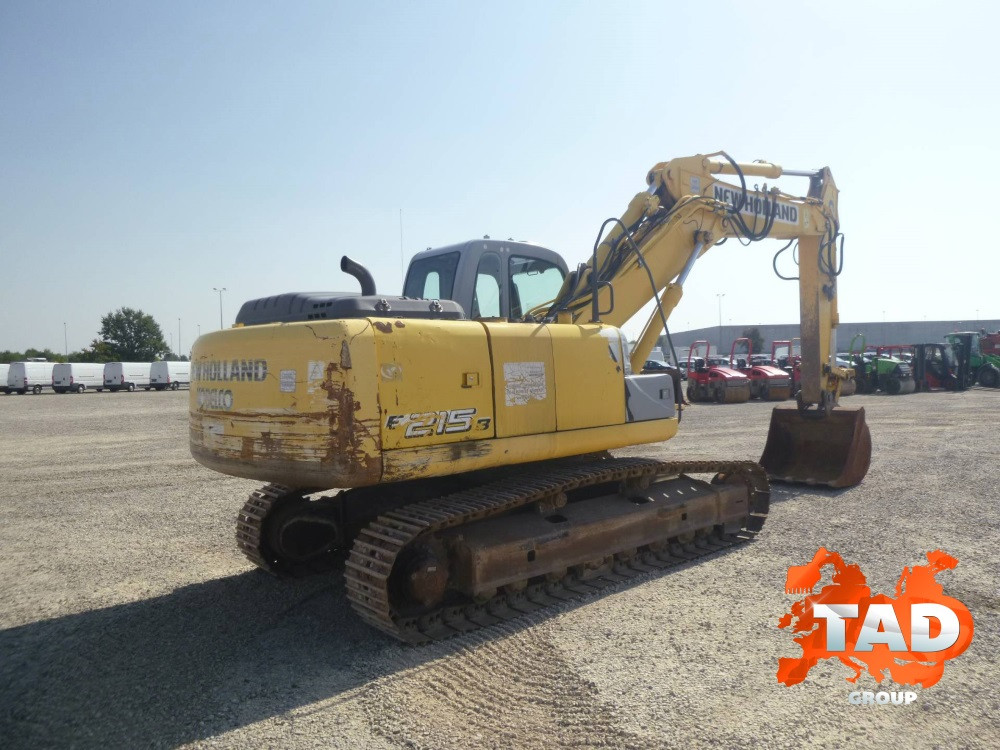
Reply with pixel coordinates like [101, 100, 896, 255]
[189, 318, 674, 490]
[375, 319, 495, 450]
[550, 326, 626, 430]
[189, 319, 383, 488]
[482, 322, 556, 438]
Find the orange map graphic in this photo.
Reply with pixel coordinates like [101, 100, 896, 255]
[777, 549, 974, 687]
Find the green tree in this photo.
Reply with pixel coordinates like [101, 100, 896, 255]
[69, 340, 117, 363]
[97, 308, 169, 361]
[741, 327, 766, 356]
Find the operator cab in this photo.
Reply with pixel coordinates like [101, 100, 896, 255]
[404, 239, 568, 320]
[234, 239, 568, 326]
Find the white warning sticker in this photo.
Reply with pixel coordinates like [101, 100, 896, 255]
[307, 361, 325, 381]
[503, 361, 547, 406]
[280, 369, 297, 393]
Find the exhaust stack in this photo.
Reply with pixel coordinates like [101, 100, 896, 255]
[341, 256, 377, 296]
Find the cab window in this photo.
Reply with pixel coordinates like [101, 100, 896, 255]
[509, 255, 565, 319]
[403, 252, 460, 300]
[472, 252, 502, 318]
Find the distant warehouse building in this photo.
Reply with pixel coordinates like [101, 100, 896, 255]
[660, 319, 1000, 361]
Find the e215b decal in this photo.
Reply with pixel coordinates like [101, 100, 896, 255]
[385, 408, 492, 438]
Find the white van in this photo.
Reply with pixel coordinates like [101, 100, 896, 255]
[104, 362, 152, 392]
[150, 361, 190, 390]
[8, 360, 55, 394]
[53, 362, 106, 393]
[0, 364, 9, 394]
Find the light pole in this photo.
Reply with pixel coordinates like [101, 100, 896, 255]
[213, 287, 227, 329]
[169, 332, 173, 353]
[882, 310, 886, 345]
[178, 318, 181, 356]
[63, 322, 68, 356]
[716, 293, 725, 355]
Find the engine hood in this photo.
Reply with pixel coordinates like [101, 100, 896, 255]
[710, 366, 750, 381]
[750, 365, 791, 379]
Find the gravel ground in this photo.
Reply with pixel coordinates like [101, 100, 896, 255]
[1, 388, 996, 749]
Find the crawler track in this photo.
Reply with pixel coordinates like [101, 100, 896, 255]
[236, 484, 342, 577]
[236, 483, 296, 574]
[344, 458, 768, 643]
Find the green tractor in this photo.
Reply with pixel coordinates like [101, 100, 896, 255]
[847, 334, 916, 395]
[944, 332, 1000, 388]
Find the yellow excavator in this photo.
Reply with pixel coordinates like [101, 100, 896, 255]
[190, 152, 871, 642]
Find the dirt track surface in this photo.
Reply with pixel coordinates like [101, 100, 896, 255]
[1, 389, 997, 749]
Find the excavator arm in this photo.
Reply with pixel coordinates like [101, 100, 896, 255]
[535, 152, 869, 487]
[536, 152, 848, 409]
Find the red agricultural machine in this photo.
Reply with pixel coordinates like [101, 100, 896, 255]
[911, 342, 968, 392]
[771, 338, 801, 395]
[729, 338, 791, 400]
[980, 331, 1000, 357]
[685, 340, 751, 403]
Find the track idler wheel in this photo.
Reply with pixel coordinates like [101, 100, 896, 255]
[246, 492, 343, 577]
[268, 505, 340, 563]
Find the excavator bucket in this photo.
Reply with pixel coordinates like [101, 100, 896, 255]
[759, 405, 871, 488]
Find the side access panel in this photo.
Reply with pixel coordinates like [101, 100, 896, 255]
[374, 319, 496, 450]
[482, 322, 556, 438]
[550, 325, 626, 431]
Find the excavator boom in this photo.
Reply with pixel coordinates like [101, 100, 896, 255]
[534, 152, 870, 488]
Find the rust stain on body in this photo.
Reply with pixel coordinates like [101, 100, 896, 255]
[386, 438, 493, 482]
[320, 361, 380, 483]
[240, 436, 255, 461]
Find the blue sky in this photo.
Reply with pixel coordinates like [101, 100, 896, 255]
[2, 1, 997, 354]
